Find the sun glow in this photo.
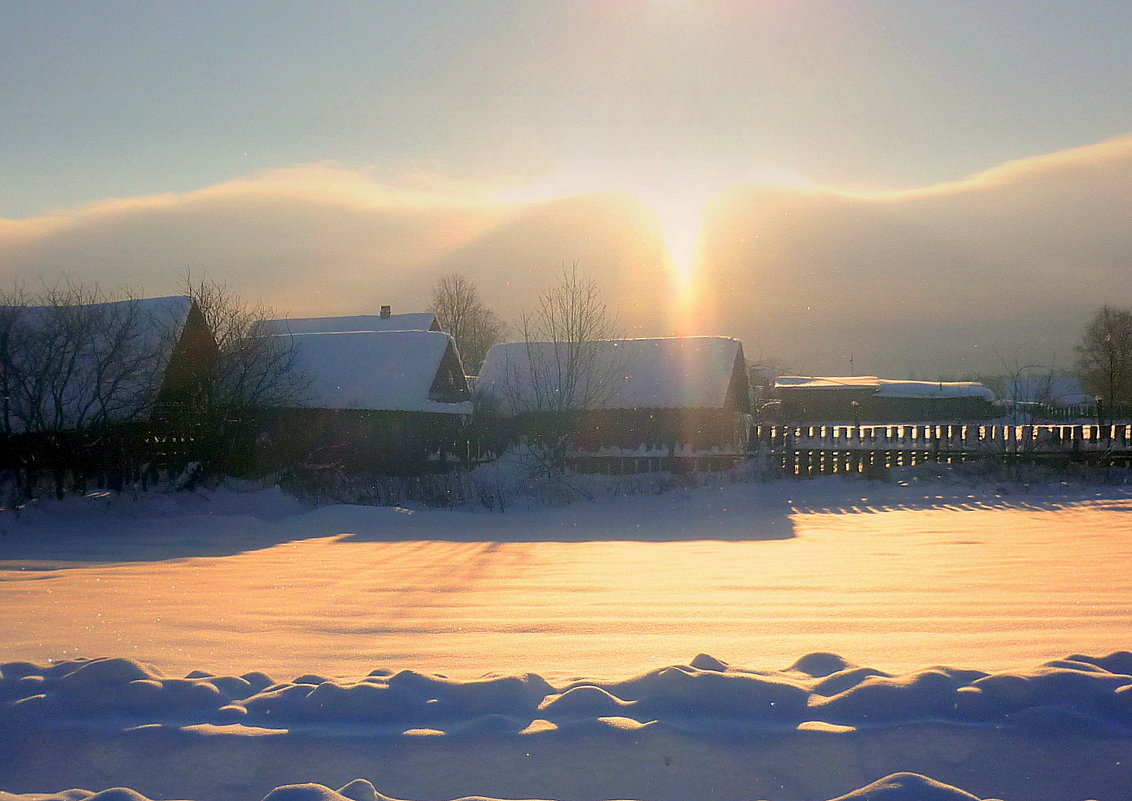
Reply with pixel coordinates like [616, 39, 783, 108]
[499, 166, 814, 336]
[635, 176, 720, 331]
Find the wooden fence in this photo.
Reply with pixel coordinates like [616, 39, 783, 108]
[751, 423, 1132, 477]
[1011, 402, 1132, 422]
[0, 425, 203, 502]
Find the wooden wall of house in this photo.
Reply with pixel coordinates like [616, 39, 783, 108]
[572, 408, 747, 451]
[252, 408, 468, 474]
[866, 395, 995, 422]
[725, 352, 753, 415]
[778, 389, 994, 423]
[155, 302, 219, 423]
[779, 388, 876, 423]
[481, 407, 748, 453]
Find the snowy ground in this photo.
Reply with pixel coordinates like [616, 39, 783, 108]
[3, 472, 1132, 801]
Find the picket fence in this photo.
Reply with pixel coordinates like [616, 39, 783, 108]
[751, 423, 1132, 477]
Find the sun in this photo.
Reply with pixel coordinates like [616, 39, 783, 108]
[498, 165, 815, 335]
[621, 167, 814, 334]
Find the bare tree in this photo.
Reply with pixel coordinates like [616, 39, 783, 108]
[519, 264, 619, 411]
[0, 277, 306, 496]
[429, 273, 505, 374]
[988, 346, 1058, 424]
[497, 264, 622, 475]
[1076, 305, 1132, 413]
[183, 277, 307, 470]
[0, 285, 29, 436]
[0, 282, 171, 436]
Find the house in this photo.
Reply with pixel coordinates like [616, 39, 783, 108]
[774, 375, 995, 422]
[0, 295, 217, 497]
[475, 337, 752, 470]
[253, 329, 472, 473]
[0, 295, 217, 435]
[1005, 377, 1092, 408]
[257, 305, 439, 336]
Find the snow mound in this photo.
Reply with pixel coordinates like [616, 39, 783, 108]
[260, 783, 392, 801]
[0, 774, 1004, 801]
[5, 653, 1132, 735]
[828, 772, 991, 800]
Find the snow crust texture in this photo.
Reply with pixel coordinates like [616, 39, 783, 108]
[0, 773, 1005, 801]
[4, 652, 1132, 735]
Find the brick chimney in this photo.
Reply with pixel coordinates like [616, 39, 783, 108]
[380, 305, 391, 319]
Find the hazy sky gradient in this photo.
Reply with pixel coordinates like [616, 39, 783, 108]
[2, 1, 1130, 375]
[5, 0, 1130, 214]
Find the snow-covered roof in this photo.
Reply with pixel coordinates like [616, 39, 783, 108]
[1006, 377, 1091, 407]
[258, 312, 438, 336]
[3, 294, 194, 348]
[286, 330, 471, 414]
[876, 380, 994, 401]
[476, 337, 747, 413]
[1, 295, 197, 433]
[776, 376, 880, 391]
[776, 375, 994, 400]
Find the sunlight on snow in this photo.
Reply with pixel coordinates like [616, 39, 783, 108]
[2, 490, 1131, 682]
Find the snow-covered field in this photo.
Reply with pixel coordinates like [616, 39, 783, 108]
[3, 473, 1132, 801]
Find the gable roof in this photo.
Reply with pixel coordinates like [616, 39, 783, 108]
[285, 330, 471, 414]
[476, 337, 748, 413]
[258, 312, 438, 336]
[5, 294, 195, 354]
[1, 295, 203, 433]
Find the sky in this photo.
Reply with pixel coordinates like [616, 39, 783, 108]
[2, 0, 1130, 376]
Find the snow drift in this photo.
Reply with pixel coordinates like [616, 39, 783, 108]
[3, 653, 1130, 801]
[7, 651, 1132, 737]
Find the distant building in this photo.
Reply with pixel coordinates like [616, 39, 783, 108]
[476, 337, 751, 469]
[774, 376, 995, 422]
[1005, 376, 1092, 408]
[254, 330, 471, 473]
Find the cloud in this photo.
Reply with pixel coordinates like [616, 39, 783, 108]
[2, 138, 1130, 377]
[0, 165, 515, 315]
[696, 135, 1132, 374]
[841, 135, 1132, 200]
